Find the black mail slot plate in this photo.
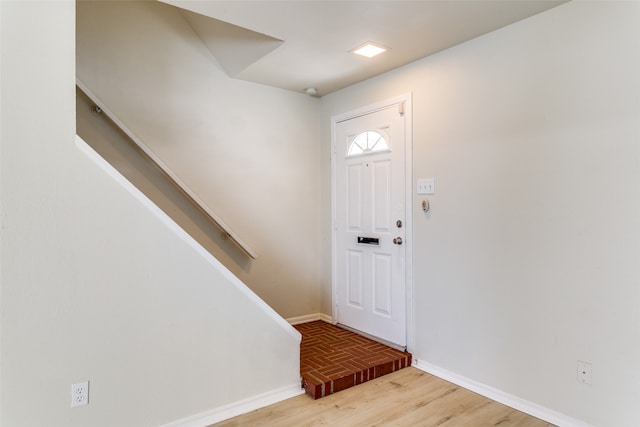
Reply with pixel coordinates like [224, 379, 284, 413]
[357, 237, 379, 245]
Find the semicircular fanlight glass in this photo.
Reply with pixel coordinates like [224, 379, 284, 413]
[347, 130, 389, 156]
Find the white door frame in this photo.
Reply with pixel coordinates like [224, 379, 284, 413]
[331, 93, 414, 352]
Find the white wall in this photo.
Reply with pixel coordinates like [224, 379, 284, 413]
[0, 2, 3, 422]
[1, 2, 300, 426]
[76, 1, 323, 319]
[321, 1, 640, 426]
[5, 0, 638, 425]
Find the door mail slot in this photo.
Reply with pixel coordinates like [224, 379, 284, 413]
[357, 236, 379, 245]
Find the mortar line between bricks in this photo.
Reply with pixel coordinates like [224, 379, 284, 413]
[294, 320, 412, 399]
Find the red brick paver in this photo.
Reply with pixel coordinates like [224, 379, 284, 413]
[294, 321, 412, 399]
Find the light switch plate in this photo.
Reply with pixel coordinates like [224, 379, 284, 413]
[417, 178, 435, 195]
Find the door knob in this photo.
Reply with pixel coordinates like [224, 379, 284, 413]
[393, 237, 403, 245]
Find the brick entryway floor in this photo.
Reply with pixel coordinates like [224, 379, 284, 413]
[294, 321, 412, 399]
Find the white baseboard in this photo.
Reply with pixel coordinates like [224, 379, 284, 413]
[160, 383, 304, 427]
[414, 360, 593, 427]
[286, 313, 333, 325]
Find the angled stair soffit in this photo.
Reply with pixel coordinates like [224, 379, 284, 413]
[179, 9, 283, 77]
[163, 0, 569, 95]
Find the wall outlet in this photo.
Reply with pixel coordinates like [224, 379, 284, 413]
[577, 361, 592, 385]
[417, 178, 435, 195]
[71, 381, 89, 407]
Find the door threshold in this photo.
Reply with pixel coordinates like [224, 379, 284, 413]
[336, 323, 406, 352]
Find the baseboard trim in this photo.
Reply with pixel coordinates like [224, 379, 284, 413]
[160, 383, 304, 427]
[286, 313, 333, 325]
[414, 360, 593, 427]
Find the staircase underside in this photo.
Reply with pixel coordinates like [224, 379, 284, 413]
[294, 321, 412, 399]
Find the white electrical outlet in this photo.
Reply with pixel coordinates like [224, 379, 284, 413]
[417, 178, 435, 195]
[577, 361, 592, 385]
[71, 381, 89, 407]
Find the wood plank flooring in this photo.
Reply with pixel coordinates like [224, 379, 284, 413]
[212, 367, 555, 426]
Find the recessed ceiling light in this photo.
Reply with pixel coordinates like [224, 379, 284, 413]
[352, 42, 388, 58]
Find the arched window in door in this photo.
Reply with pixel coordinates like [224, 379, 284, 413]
[347, 130, 389, 156]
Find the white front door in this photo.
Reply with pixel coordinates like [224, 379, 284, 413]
[334, 99, 408, 347]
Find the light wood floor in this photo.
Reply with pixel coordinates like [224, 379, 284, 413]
[212, 367, 555, 426]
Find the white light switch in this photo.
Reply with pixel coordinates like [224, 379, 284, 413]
[417, 178, 435, 195]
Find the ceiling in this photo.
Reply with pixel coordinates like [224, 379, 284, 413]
[161, 0, 568, 97]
